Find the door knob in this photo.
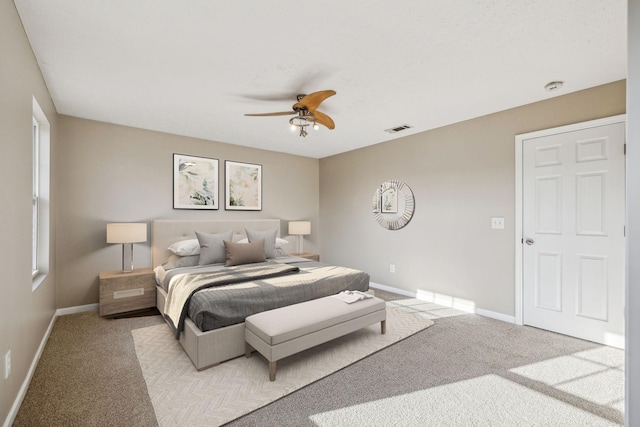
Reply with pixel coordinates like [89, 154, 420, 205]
[525, 238, 535, 245]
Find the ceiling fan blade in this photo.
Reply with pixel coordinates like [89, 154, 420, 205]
[238, 73, 328, 102]
[294, 90, 336, 112]
[244, 111, 296, 117]
[238, 93, 299, 102]
[313, 110, 335, 130]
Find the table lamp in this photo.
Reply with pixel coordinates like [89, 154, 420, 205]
[288, 221, 311, 254]
[107, 223, 147, 272]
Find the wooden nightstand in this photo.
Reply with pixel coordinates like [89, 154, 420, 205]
[99, 268, 156, 316]
[292, 253, 320, 262]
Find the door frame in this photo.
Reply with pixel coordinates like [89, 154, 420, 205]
[514, 114, 626, 326]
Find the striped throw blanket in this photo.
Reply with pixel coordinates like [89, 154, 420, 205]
[164, 262, 299, 338]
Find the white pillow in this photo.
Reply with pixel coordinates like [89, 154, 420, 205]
[168, 239, 201, 256]
[237, 237, 289, 248]
[161, 254, 200, 270]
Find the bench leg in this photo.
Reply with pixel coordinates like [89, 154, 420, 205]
[245, 343, 253, 358]
[269, 361, 277, 381]
[381, 320, 386, 335]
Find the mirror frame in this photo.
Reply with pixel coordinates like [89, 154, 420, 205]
[372, 180, 415, 230]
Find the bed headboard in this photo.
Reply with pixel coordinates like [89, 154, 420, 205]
[151, 219, 282, 268]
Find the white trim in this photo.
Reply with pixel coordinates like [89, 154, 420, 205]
[369, 281, 416, 298]
[370, 282, 515, 323]
[475, 308, 516, 324]
[31, 96, 50, 292]
[56, 303, 99, 316]
[3, 313, 56, 427]
[514, 114, 627, 326]
[515, 128, 524, 325]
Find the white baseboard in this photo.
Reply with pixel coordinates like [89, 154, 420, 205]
[370, 282, 515, 324]
[4, 312, 57, 427]
[369, 282, 416, 298]
[4, 302, 99, 427]
[475, 307, 516, 324]
[56, 303, 99, 316]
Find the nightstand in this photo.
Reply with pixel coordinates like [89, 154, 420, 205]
[292, 253, 320, 262]
[99, 268, 156, 316]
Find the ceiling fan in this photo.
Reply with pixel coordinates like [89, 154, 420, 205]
[244, 90, 336, 137]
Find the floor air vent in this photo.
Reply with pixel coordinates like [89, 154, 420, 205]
[384, 124, 413, 134]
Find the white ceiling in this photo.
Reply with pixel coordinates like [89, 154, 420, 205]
[14, 0, 627, 159]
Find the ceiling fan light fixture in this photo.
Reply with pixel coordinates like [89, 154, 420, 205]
[289, 116, 311, 127]
[289, 114, 316, 137]
[245, 90, 336, 137]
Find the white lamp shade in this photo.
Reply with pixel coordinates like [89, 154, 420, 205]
[106, 223, 147, 244]
[288, 221, 311, 235]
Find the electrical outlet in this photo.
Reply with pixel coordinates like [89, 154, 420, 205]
[4, 350, 10, 379]
[389, 264, 395, 273]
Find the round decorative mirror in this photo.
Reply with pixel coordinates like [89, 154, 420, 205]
[372, 180, 415, 230]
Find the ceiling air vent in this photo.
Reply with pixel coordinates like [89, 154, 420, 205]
[384, 124, 413, 134]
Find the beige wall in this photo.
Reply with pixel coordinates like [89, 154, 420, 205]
[1, 1, 58, 422]
[56, 116, 319, 308]
[319, 80, 626, 317]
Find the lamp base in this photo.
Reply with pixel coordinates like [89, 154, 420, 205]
[121, 243, 135, 272]
[296, 235, 304, 254]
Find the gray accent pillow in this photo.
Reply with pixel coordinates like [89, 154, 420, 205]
[196, 230, 234, 265]
[161, 254, 200, 270]
[245, 228, 277, 259]
[224, 240, 266, 266]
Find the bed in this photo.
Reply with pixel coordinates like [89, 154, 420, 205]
[151, 219, 370, 370]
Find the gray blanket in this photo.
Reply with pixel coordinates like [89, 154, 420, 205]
[188, 261, 370, 332]
[164, 262, 300, 338]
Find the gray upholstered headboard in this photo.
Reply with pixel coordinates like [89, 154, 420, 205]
[151, 219, 281, 268]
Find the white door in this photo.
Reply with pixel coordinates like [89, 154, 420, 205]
[522, 121, 625, 348]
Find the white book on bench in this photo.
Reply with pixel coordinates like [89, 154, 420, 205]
[332, 290, 373, 304]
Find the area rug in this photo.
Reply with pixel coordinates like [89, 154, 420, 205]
[132, 301, 434, 426]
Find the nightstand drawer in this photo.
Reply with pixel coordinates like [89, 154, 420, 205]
[99, 268, 156, 316]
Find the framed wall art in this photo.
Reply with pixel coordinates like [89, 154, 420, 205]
[225, 160, 262, 211]
[173, 153, 219, 209]
[381, 186, 398, 213]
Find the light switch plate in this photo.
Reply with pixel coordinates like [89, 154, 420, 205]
[491, 217, 505, 229]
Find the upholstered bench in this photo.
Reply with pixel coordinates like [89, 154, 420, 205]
[245, 295, 386, 381]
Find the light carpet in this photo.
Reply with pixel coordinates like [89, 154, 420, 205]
[132, 301, 434, 427]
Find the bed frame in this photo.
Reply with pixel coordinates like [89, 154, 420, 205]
[151, 219, 283, 370]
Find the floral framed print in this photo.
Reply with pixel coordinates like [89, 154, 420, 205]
[225, 160, 262, 210]
[173, 153, 219, 209]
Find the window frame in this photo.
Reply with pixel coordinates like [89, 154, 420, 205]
[32, 97, 50, 290]
[32, 117, 40, 278]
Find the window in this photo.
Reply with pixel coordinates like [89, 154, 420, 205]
[32, 117, 39, 276]
[32, 97, 50, 290]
